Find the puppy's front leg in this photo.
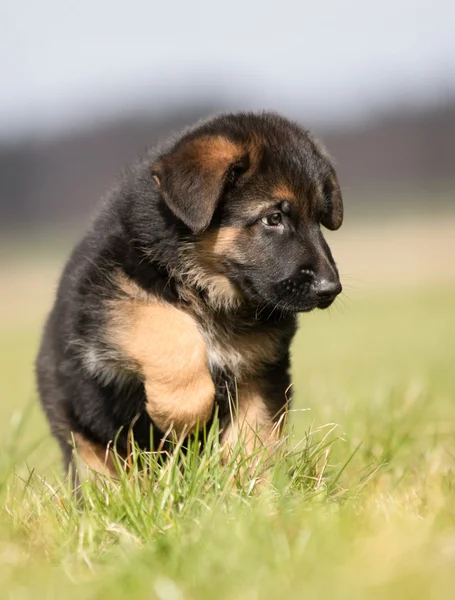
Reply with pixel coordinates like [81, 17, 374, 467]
[221, 380, 287, 460]
[111, 296, 215, 436]
[72, 433, 120, 479]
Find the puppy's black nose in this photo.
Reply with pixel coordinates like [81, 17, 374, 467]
[313, 278, 342, 301]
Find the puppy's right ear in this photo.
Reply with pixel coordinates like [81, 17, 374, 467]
[151, 135, 244, 235]
[321, 173, 343, 231]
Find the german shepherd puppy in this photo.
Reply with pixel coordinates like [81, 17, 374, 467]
[36, 111, 343, 476]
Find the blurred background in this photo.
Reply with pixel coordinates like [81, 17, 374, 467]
[1, 0, 454, 454]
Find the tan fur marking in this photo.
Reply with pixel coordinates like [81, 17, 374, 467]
[186, 135, 242, 174]
[177, 227, 245, 310]
[199, 226, 241, 257]
[179, 133, 264, 178]
[73, 433, 119, 478]
[116, 271, 150, 301]
[202, 274, 241, 309]
[246, 133, 265, 166]
[110, 276, 215, 436]
[222, 382, 281, 459]
[273, 183, 296, 201]
[181, 267, 242, 311]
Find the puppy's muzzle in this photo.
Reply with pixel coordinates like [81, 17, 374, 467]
[278, 266, 342, 310]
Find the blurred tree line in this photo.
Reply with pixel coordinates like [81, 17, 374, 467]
[1, 100, 454, 228]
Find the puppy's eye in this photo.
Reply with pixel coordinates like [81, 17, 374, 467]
[261, 213, 282, 227]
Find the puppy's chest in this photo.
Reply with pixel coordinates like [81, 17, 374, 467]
[99, 282, 285, 387]
[201, 320, 282, 381]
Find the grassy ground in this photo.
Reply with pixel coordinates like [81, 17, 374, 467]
[1, 214, 454, 599]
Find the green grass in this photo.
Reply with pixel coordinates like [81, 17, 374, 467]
[1, 281, 454, 599]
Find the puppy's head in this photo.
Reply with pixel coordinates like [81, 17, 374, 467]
[152, 112, 343, 313]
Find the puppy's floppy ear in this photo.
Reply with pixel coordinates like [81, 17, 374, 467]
[151, 135, 243, 235]
[321, 174, 343, 231]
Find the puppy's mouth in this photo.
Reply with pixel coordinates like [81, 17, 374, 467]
[316, 297, 337, 310]
[236, 276, 338, 314]
[266, 295, 337, 314]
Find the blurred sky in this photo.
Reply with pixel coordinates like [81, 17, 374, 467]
[2, 0, 455, 138]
